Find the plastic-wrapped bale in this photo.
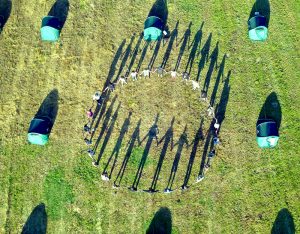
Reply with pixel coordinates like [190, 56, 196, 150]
[28, 117, 52, 145]
[256, 120, 279, 148]
[248, 13, 268, 41]
[144, 16, 164, 41]
[40, 16, 61, 42]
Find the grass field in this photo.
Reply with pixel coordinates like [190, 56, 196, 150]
[0, 0, 299, 233]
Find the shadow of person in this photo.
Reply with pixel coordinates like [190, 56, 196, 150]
[146, 207, 172, 234]
[148, 0, 168, 28]
[0, 0, 11, 32]
[48, 0, 69, 29]
[257, 92, 281, 129]
[35, 89, 59, 127]
[271, 208, 295, 234]
[248, 0, 270, 27]
[161, 21, 179, 68]
[21, 203, 47, 234]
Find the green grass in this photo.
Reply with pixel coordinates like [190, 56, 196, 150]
[0, 0, 299, 233]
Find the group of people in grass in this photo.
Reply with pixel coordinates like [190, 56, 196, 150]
[81, 74, 221, 192]
[102, 66, 201, 93]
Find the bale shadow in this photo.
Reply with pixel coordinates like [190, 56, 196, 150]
[146, 207, 172, 234]
[0, 0, 11, 32]
[271, 208, 295, 234]
[48, 0, 69, 29]
[148, 0, 168, 28]
[257, 92, 281, 129]
[21, 203, 47, 234]
[248, 0, 270, 27]
[35, 89, 59, 127]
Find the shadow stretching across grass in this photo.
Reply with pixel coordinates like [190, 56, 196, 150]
[196, 33, 212, 81]
[165, 125, 188, 191]
[210, 54, 226, 107]
[146, 207, 172, 234]
[147, 117, 174, 192]
[148, 39, 162, 70]
[35, 89, 59, 128]
[271, 208, 295, 234]
[248, 0, 270, 27]
[185, 22, 204, 74]
[175, 22, 192, 71]
[103, 112, 132, 178]
[126, 33, 144, 76]
[21, 203, 47, 234]
[130, 114, 159, 190]
[257, 92, 281, 129]
[148, 0, 168, 28]
[202, 41, 219, 93]
[90, 96, 117, 145]
[161, 21, 179, 69]
[115, 35, 135, 81]
[48, 0, 69, 30]
[182, 118, 204, 188]
[114, 119, 142, 187]
[0, 0, 11, 32]
[95, 102, 121, 165]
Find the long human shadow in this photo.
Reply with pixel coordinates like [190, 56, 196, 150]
[102, 39, 126, 92]
[115, 35, 135, 81]
[126, 33, 144, 77]
[175, 22, 192, 71]
[271, 208, 295, 234]
[0, 0, 11, 32]
[182, 118, 204, 188]
[198, 121, 214, 177]
[215, 71, 231, 133]
[210, 54, 226, 107]
[90, 96, 117, 144]
[202, 41, 219, 93]
[196, 33, 212, 81]
[147, 117, 174, 192]
[148, 39, 162, 70]
[95, 103, 121, 165]
[114, 119, 142, 187]
[248, 0, 270, 27]
[136, 41, 150, 72]
[148, 0, 168, 28]
[185, 22, 204, 74]
[35, 89, 59, 131]
[103, 112, 132, 179]
[165, 125, 188, 191]
[47, 0, 69, 30]
[161, 21, 179, 69]
[257, 92, 281, 129]
[130, 114, 159, 191]
[21, 203, 47, 234]
[146, 207, 172, 234]
[89, 40, 125, 131]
